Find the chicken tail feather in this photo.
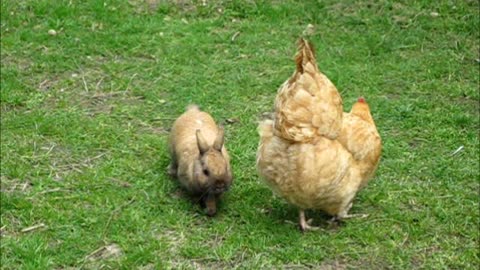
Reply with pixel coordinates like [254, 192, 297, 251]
[295, 38, 317, 74]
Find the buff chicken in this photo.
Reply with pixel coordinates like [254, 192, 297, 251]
[257, 39, 382, 231]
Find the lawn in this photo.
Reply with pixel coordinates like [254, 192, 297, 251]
[1, 0, 479, 269]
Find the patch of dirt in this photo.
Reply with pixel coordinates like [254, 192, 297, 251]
[0, 176, 33, 194]
[153, 228, 186, 254]
[79, 91, 120, 116]
[127, 0, 162, 14]
[0, 212, 22, 237]
[408, 137, 428, 149]
[128, 0, 197, 14]
[347, 256, 391, 269]
[128, 0, 230, 16]
[109, 178, 132, 188]
[411, 247, 442, 269]
[52, 149, 107, 182]
[36, 57, 153, 114]
[80, 243, 123, 269]
[136, 120, 170, 135]
[205, 232, 225, 249]
[283, 260, 348, 270]
[15, 140, 109, 183]
[455, 93, 479, 110]
[138, 263, 156, 270]
[1, 54, 33, 71]
[37, 76, 63, 92]
[169, 258, 235, 270]
[85, 244, 123, 261]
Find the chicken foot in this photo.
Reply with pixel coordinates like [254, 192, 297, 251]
[299, 210, 319, 232]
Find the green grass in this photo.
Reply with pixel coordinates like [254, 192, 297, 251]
[1, 0, 478, 269]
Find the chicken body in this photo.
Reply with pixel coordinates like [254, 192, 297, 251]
[257, 39, 381, 231]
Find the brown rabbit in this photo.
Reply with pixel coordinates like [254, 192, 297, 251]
[168, 105, 233, 216]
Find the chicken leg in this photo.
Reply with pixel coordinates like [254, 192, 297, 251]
[299, 210, 319, 232]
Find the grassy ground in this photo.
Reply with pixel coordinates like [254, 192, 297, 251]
[1, 0, 478, 269]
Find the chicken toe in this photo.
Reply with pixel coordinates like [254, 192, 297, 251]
[330, 213, 369, 225]
[339, 213, 369, 219]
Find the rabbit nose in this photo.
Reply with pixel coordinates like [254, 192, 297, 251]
[214, 182, 226, 192]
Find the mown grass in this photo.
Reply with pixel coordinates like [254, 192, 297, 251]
[1, 0, 479, 269]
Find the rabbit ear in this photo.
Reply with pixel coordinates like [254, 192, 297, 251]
[196, 129, 209, 155]
[213, 126, 225, 151]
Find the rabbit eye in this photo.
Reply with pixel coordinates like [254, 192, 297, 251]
[203, 169, 209, 176]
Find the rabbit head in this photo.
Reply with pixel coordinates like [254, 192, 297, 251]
[193, 127, 232, 195]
